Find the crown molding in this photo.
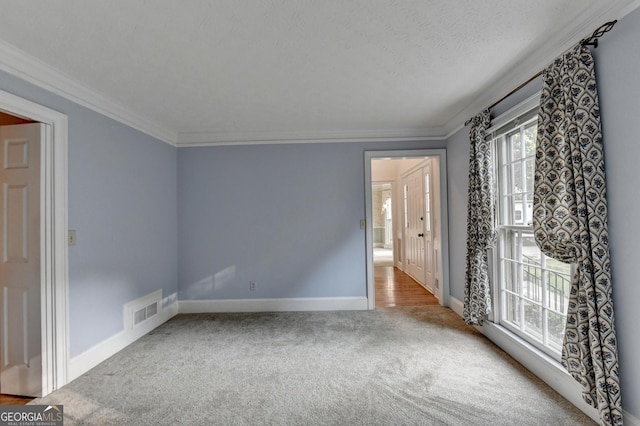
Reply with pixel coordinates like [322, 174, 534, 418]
[442, 0, 640, 136]
[176, 127, 447, 147]
[0, 36, 446, 147]
[0, 39, 177, 146]
[2, 0, 638, 147]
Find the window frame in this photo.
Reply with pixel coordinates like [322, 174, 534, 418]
[488, 94, 573, 361]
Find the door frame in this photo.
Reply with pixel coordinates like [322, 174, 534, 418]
[364, 149, 450, 310]
[0, 89, 68, 396]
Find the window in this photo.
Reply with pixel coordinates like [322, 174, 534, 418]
[492, 107, 572, 359]
[403, 184, 409, 229]
[424, 174, 431, 232]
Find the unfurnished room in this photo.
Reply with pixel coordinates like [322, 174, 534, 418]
[0, 1, 639, 425]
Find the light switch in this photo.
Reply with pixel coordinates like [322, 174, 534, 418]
[360, 219, 366, 230]
[68, 230, 77, 246]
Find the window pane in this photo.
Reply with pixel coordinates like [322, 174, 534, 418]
[545, 256, 571, 275]
[524, 124, 537, 157]
[523, 264, 542, 304]
[513, 162, 523, 193]
[547, 310, 566, 350]
[403, 185, 408, 228]
[510, 132, 522, 160]
[545, 270, 570, 313]
[521, 232, 538, 262]
[502, 260, 519, 293]
[504, 293, 520, 327]
[524, 301, 542, 338]
[525, 158, 534, 194]
[512, 194, 524, 225]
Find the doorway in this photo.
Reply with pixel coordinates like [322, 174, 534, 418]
[0, 90, 69, 397]
[364, 149, 450, 310]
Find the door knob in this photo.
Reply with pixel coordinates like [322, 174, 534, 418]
[418, 233, 424, 237]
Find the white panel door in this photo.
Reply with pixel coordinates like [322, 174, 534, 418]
[404, 168, 425, 285]
[0, 123, 43, 397]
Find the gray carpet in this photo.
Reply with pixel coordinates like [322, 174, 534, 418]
[31, 307, 595, 425]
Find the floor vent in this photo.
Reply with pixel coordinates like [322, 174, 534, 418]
[125, 290, 162, 330]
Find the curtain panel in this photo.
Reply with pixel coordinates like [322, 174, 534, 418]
[463, 109, 495, 326]
[533, 45, 622, 426]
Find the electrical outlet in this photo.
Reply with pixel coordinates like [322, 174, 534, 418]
[249, 281, 256, 291]
[68, 230, 77, 246]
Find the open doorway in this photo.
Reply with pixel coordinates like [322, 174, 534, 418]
[364, 150, 450, 310]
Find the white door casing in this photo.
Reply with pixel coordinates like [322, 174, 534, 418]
[0, 123, 43, 396]
[430, 159, 443, 302]
[423, 163, 434, 293]
[365, 150, 451, 310]
[0, 90, 69, 397]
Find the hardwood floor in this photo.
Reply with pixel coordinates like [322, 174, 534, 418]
[375, 265, 439, 307]
[0, 394, 34, 405]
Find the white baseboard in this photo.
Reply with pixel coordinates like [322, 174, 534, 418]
[67, 301, 178, 382]
[179, 297, 368, 314]
[449, 295, 464, 317]
[448, 296, 599, 423]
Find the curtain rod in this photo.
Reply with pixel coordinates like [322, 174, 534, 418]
[483, 20, 618, 112]
[580, 20, 617, 48]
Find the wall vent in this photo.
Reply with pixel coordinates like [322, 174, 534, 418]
[133, 302, 158, 326]
[124, 289, 162, 330]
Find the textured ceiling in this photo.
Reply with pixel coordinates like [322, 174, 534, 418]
[0, 0, 634, 145]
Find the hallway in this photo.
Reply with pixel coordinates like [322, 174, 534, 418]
[374, 248, 439, 308]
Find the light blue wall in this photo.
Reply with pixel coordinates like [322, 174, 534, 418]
[445, 7, 640, 418]
[68, 115, 177, 357]
[592, 6, 640, 420]
[177, 141, 444, 300]
[0, 71, 178, 358]
[444, 127, 470, 303]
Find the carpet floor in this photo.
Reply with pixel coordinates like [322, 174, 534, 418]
[31, 306, 595, 425]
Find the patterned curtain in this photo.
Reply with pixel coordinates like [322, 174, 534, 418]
[533, 45, 622, 426]
[463, 109, 495, 326]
